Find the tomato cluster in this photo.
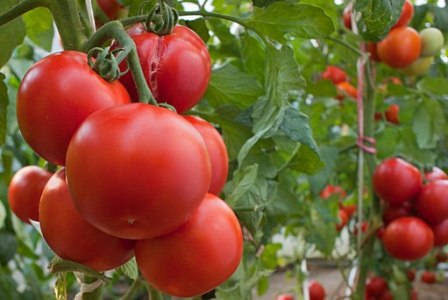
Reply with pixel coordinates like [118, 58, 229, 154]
[320, 66, 357, 102]
[320, 184, 356, 232]
[373, 157, 448, 261]
[9, 22, 243, 297]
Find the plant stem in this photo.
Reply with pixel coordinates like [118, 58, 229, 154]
[120, 279, 143, 300]
[0, 0, 46, 27]
[77, 274, 104, 300]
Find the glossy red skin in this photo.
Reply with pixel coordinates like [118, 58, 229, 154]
[420, 271, 436, 284]
[343, 5, 352, 30]
[367, 42, 381, 62]
[308, 280, 326, 300]
[276, 294, 294, 300]
[184, 115, 228, 195]
[320, 184, 346, 200]
[135, 193, 243, 297]
[97, 0, 123, 20]
[382, 202, 413, 225]
[382, 217, 434, 261]
[119, 24, 211, 113]
[322, 66, 347, 85]
[431, 219, 448, 246]
[392, 0, 414, 29]
[336, 81, 357, 101]
[425, 167, 448, 182]
[373, 157, 422, 206]
[66, 103, 211, 239]
[366, 276, 388, 297]
[336, 209, 349, 232]
[385, 104, 399, 125]
[416, 180, 448, 224]
[40, 169, 135, 271]
[377, 27, 421, 68]
[407, 269, 416, 281]
[17, 51, 130, 165]
[7, 166, 52, 223]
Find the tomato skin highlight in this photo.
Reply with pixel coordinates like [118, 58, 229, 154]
[17, 51, 130, 165]
[8, 166, 52, 223]
[119, 24, 211, 113]
[66, 103, 211, 240]
[135, 193, 243, 297]
[308, 280, 325, 300]
[39, 169, 135, 271]
[184, 115, 228, 195]
[377, 27, 421, 69]
[425, 167, 448, 183]
[416, 180, 448, 224]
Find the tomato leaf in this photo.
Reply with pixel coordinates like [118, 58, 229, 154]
[417, 77, 448, 97]
[432, 5, 448, 31]
[398, 127, 437, 165]
[251, 0, 281, 8]
[308, 146, 339, 195]
[0, 73, 8, 146]
[0, 0, 26, 67]
[241, 32, 266, 84]
[23, 8, 54, 51]
[412, 98, 445, 150]
[183, 18, 210, 43]
[0, 230, 17, 266]
[116, 257, 138, 280]
[247, 2, 335, 42]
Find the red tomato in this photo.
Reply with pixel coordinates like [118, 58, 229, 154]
[66, 103, 211, 239]
[276, 294, 294, 300]
[377, 27, 421, 68]
[392, 0, 414, 29]
[431, 219, 448, 247]
[336, 81, 357, 101]
[416, 180, 448, 224]
[321, 66, 347, 85]
[367, 42, 381, 62]
[376, 227, 386, 240]
[436, 251, 448, 263]
[343, 5, 352, 30]
[135, 193, 243, 297]
[366, 276, 388, 297]
[425, 167, 448, 183]
[39, 169, 134, 271]
[341, 203, 357, 219]
[382, 217, 434, 261]
[7, 166, 52, 223]
[382, 201, 413, 225]
[378, 291, 393, 300]
[17, 51, 130, 165]
[119, 24, 211, 114]
[420, 271, 436, 284]
[308, 280, 325, 300]
[385, 104, 399, 125]
[407, 269, 416, 281]
[353, 221, 369, 235]
[336, 209, 349, 232]
[320, 184, 347, 200]
[184, 115, 228, 195]
[97, 0, 124, 20]
[373, 157, 422, 206]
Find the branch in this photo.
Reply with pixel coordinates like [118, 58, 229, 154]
[0, 0, 46, 27]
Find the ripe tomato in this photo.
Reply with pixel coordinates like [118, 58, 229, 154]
[184, 115, 228, 195]
[367, 42, 381, 62]
[119, 24, 211, 114]
[342, 5, 352, 30]
[385, 104, 399, 125]
[135, 193, 243, 297]
[373, 157, 422, 206]
[336, 81, 357, 101]
[97, 0, 124, 20]
[382, 217, 434, 261]
[378, 291, 393, 300]
[431, 219, 448, 247]
[17, 51, 130, 165]
[419, 27, 444, 57]
[425, 167, 448, 183]
[276, 294, 294, 300]
[407, 269, 416, 281]
[382, 202, 413, 225]
[66, 103, 211, 239]
[341, 203, 356, 219]
[336, 209, 349, 232]
[7, 166, 52, 223]
[366, 276, 388, 297]
[416, 180, 448, 224]
[353, 221, 369, 235]
[436, 251, 448, 263]
[400, 57, 433, 77]
[320, 184, 346, 200]
[420, 271, 436, 284]
[321, 66, 347, 85]
[377, 27, 421, 68]
[308, 280, 325, 300]
[40, 169, 134, 271]
[392, 0, 414, 29]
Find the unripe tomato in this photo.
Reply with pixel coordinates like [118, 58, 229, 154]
[308, 280, 325, 300]
[377, 27, 421, 68]
[336, 209, 349, 231]
[97, 0, 124, 20]
[385, 104, 400, 125]
[382, 217, 434, 261]
[416, 180, 448, 224]
[373, 157, 422, 206]
[425, 167, 448, 183]
[40, 169, 135, 271]
[392, 0, 414, 29]
[336, 81, 357, 101]
[419, 27, 445, 57]
[320, 184, 346, 200]
[366, 276, 388, 297]
[17, 51, 130, 165]
[119, 24, 211, 114]
[400, 57, 433, 77]
[321, 65, 347, 85]
[66, 103, 211, 239]
[184, 115, 228, 195]
[276, 294, 294, 300]
[8, 166, 52, 223]
[135, 193, 243, 297]
[420, 271, 436, 284]
[431, 219, 448, 247]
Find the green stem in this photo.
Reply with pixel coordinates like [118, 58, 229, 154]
[0, 0, 46, 27]
[77, 274, 104, 300]
[326, 36, 364, 57]
[120, 279, 143, 300]
[82, 21, 156, 104]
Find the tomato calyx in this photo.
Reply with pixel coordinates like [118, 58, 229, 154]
[87, 46, 128, 82]
[144, 2, 179, 36]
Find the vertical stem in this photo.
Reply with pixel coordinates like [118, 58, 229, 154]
[77, 274, 104, 300]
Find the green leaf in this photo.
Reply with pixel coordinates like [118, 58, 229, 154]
[226, 164, 259, 207]
[117, 257, 138, 280]
[432, 5, 448, 32]
[241, 32, 266, 84]
[417, 77, 448, 96]
[260, 243, 281, 269]
[398, 127, 437, 166]
[184, 18, 210, 43]
[251, 0, 281, 8]
[0, 73, 8, 145]
[0, 230, 17, 266]
[412, 98, 445, 150]
[0, 0, 26, 67]
[23, 8, 54, 51]
[308, 146, 339, 195]
[247, 2, 334, 42]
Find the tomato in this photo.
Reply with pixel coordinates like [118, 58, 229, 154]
[184, 115, 228, 195]
[17, 51, 130, 165]
[420, 271, 436, 284]
[425, 167, 448, 183]
[373, 157, 422, 206]
[135, 193, 243, 297]
[378, 291, 393, 300]
[385, 104, 399, 125]
[410, 289, 417, 300]
[342, 5, 352, 30]
[341, 203, 356, 219]
[366, 276, 388, 297]
[382, 202, 413, 225]
[321, 65, 347, 85]
[97, 0, 124, 20]
[431, 219, 448, 247]
[119, 24, 211, 114]
[376, 227, 385, 240]
[436, 251, 448, 263]
[400, 57, 433, 77]
[336, 209, 349, 232]
[320, 184, 346, 200]
[7, 166, 52, 223]
[308, 280, 325, 300]
[276, 294, 294, 300]
[382, 217, 434, 261]
[336, 81, 357, 101]
[367, 42, 381, 62]
[392, 0, 414, 29]
[407, 269, 416, 281]
[66, 103, 211, 239]
[39, 169, 134, 271]
[353, 221, 368, 235]
[377, 27, 421, 68]
[415, 180, 448, 224]
[419, 27, 445, 57]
